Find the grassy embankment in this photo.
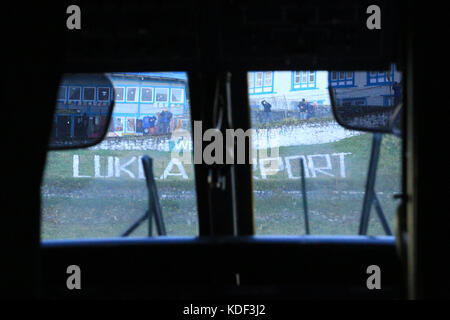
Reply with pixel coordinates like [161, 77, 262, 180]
[41, 132, 401, 239]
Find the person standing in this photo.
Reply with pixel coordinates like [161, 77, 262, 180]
[261, 100, 272, 122]
[81, 112, 89, 139]
[393, 81, 402, 106]
[306, 100, 314, 119]
[297, 99, 307, 120]
[149, 115, 157, 135]
[156, 111, 164, 134]
[166, 109, 173, 133]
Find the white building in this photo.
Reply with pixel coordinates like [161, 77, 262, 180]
[248, 65, 401, 110]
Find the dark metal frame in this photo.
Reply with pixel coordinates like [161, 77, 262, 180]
[358, 133, 392, 235]
[121, 155, 166, 237]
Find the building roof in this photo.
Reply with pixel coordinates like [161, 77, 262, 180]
[109, 72, 187, 82]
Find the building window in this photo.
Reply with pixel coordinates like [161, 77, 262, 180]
[57, 86, 66, 101]
[171, 88, 184, 103]
[114, 117, 124, 132]
[329, 71, 355, 88]
[126, 117, 136, 133]
[141, 87, 154, 102]
[255, 72, 263, 87]
[68, 87, 81, 101]
[155, 88, 169, 102]
[367, 64, 395, 85]
[114, 87, 125, 102]
[292, 71, 316, 90]
[126, 87, 138, 102]
[98, 87, 110, 101]
[83, 87, 95, 101]
[248, 72, 254, 88]
[248, 71, 274, 94]
[264, 72, 273, 86]
[341, 97, 367, 106]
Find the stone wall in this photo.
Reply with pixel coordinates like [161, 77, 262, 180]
[89, 119, 361, 152]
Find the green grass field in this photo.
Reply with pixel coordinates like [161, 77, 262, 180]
[41, 132, 402, 239]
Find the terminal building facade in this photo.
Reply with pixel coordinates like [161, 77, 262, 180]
[248, 64, 401, 111]
[54, 72, 188, 138]
[53, 68, 401, 139]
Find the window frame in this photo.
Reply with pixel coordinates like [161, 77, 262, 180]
[114, 87, 125, 102]
[126, 87, 138, 102]
[97, 87, 111, 101]
[140, 87, 154, 103]
[125, 117, 136, 133]
[83, 87, 96, 101]
[367, 64, 395, 86]
[155, 87, 169, 102]
[171, 87, 185, 103]
[329, 71, 355, 88]
[68, 86, 82, 101]
[248, 71, 274, 95]
[291, 71, 317, 90]
[114, 116, 124, 132]
[57, 86, 67, 102]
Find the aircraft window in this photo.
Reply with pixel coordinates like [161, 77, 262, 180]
[41, 72, 198, 240]
[248, 70, 402, 236]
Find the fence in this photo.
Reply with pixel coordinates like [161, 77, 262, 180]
[251, 105, 333, 125]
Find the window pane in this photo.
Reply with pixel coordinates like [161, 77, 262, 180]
[69, 87, 81, 100]
[248, 70, 402, 236]
[115, 87, 124, 101]
[126, 117, 136, 133]
[41, 72, 198, 239]
[248, 73, 254, 88]
[141, 87, 153, 102]
[301, 72, 307, 82]
[171, 88, 184, 103]
[115, 117, 124, 131]
[264, 72, 273, 86]
[57, 86, 66, 100]
[83, 87, 95, 101]
[98, 88, 110, 101]
[255, 72, 263, 87]
[155, 88, 169, 102]
[127, 88, 137, 102]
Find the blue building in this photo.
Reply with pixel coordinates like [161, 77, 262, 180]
[329, 64, 402, 107]
[54, 74, 113, 139]
[107, 72, 188, 136]
[54, 72, 189, 138]
[247, 70, 330, 111]
[247, 65, 401, 110]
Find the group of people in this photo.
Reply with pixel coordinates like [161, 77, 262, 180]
[297, 98, 317, 120]
[259, 98, 317, 122]
[143, 108, 173, 135]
